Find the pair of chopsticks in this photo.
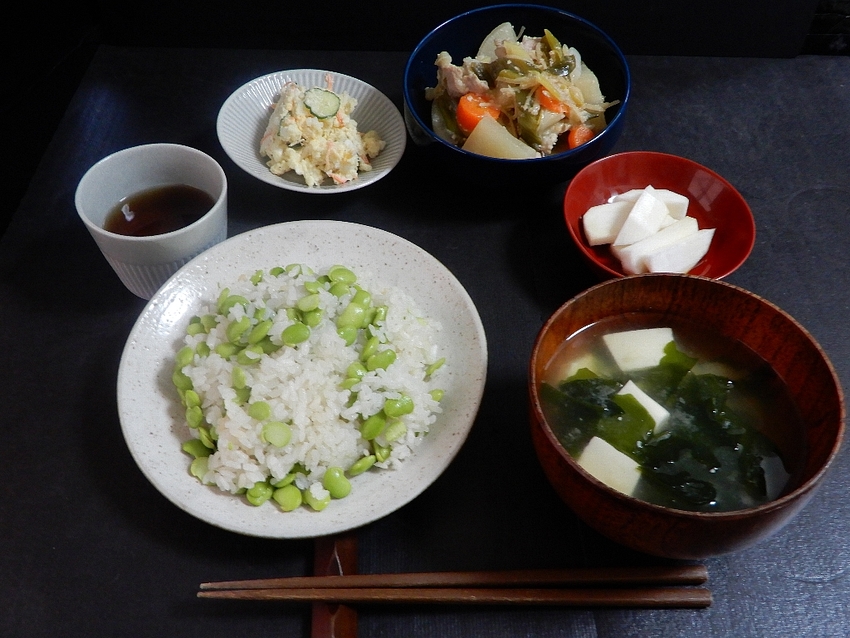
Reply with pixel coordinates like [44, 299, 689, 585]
[198, 565, 711, 608]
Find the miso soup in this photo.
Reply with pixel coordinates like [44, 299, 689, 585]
[540, 313, 805, 513]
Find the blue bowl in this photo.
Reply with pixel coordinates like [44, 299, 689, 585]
[403, 4, 631, 185]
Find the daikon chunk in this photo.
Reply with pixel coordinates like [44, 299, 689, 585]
[577, 436, 642, 495]
[613, 187, 690, 219]
[611, 216, 699, 274]
[612, 186, 670, 246]
[644, 228, 715, 274]
[618, 380, 670, 433]
[582, 200, 633, 246]
[462, 115, 540, 159]
[602, 327, 674, 372]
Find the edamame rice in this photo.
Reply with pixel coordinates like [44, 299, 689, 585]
[173, 264, 446, 512]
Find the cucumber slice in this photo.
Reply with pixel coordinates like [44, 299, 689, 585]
[304, 88, 341, 119]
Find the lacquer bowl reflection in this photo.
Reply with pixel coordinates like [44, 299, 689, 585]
[528, 274, 844, 559]
[563, 151, 755, 279]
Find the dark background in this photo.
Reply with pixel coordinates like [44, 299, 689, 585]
[4, 0, 849, 238]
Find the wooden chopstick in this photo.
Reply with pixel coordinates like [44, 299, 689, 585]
[200, 564, 708, 591]
[197, 585, 711, 608]
[198, 565, 711, 609]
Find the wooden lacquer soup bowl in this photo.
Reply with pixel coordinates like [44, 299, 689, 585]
[528, 274, 844, 559]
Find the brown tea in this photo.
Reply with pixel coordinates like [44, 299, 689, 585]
[104, 184, 215, 237]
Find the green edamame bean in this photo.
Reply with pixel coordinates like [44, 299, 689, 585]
[359, 336, 380, 361]
[373, 441, 391, 462]
[257, 337, 281, 354]
[304, 280, 322, 294]
[270, 266, 285, 277]
[361, 306, 377, 328]
[248, 401, 271, 421]
[285, 307, 301, 322]
[250, 270, 264, 285]
[360, 411, 387, 440]
[234, 386, 251, 405]
[346, 361, 367, 379]
[384, 394, 414, 418]
[176, 346, 194, 368]
[232, 366, 247, 390]
[322, 467, 351, 499]
[236, 344, 264, 365]
[262, 421, 292, 447]
[426, 357, 446, 377]
[282, 322, 310, 346]
[189, 456, 209, 481]
[429, 389, 445, 402]
[197, 426, 215, 449]
[284, 263, 302, 277]
[372, 305, 388, 324]
[337, 325, 357, 346]
[303, 308, 323, 327]
[185, 405, 204, 429]
[329, 281, 350, 297]
[272, 472, 296, 488]
[351, 289, 371, 307]
[200, 314, 218, 332]
[303, 488, 331, 512]
[248, 319, 273, 344]
[296, 293, 321, 312]
[172, 369, 193, 392]
[183, 389, 201, 408]
[214, 342, 242, 358]
[272, 484, 302, 511]
[186, 321, 205, 336]
[384, 419, 407, 442]
[195, 342, 210, 358]
[246, 481, 273, 506]
[328, 265, 357, 284]
[337, 302, 366, 329]
[339, 377, 359, 390]
[181, 438, 212, 459]
[219, 294, 250, 316]
[366, 348, 396, 371]
[347, 454, 376, 477]
[226, 316, 251, 343]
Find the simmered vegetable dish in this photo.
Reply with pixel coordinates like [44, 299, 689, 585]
[426, 22, 619, 159]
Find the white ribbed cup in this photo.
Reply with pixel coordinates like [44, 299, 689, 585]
[75, 143, 228, 299]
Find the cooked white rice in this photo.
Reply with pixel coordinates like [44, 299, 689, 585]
[175, 264, 445, 509]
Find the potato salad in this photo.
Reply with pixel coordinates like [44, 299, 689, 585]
[260, 81, 385, 187]
[426, 22, 619, 159]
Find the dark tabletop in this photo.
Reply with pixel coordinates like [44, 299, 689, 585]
[2, 46, 850, 637]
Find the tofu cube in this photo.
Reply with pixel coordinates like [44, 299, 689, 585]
[602, 327, 674, 372]
[644, 228, 715, 274]
[582, 200, 633, 246]
[617, 380, 670, 433]
[577, 436, 642, 496]
[612, 186, 670, 246]
[611, 216, 699, 275]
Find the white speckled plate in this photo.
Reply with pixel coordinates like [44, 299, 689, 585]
[217, 69, 406, 193]
[117, 221, 487, 538]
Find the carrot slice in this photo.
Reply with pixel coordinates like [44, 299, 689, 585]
[536, 86, 568, 114]
[568, 124, 596, 149]
[455, 93, 501, 136]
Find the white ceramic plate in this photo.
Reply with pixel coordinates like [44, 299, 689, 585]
[117, 221, 487, 538]
[217, 70, 406, 193]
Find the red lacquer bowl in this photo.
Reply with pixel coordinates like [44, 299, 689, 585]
[564, 151, 755, 279]
[529, 274, 844, 559]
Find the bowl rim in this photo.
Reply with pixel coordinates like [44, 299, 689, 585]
[563, 150, 757, 279]
[529, 273, 846, 521]
[402, 2, 632, 165]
